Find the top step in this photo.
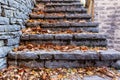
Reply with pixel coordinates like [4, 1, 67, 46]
[36, 0, 81, 3]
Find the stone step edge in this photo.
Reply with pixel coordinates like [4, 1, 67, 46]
[44, 8, 87, 13]
[29, 13, 91, 19]
[21, 33, 107, 40]
[45, 3, 83, 6]
[26, 22, 99, 27]
[8, 49, 120, 60]
[36, 0, 80, 3]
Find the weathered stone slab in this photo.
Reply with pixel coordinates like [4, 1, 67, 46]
[54, 51, 99, 60]
[8, 60, 44, 68]
[0, 57, 7, 70]
[111, 60, 120, 69]
[99, 49, 120, 60]
[0, 17, 9, 25]
[0, 31, 21, 39]
[46, 2, 82, 7]
[30, 34, 54, 40]
[0, 25, 21, 32]
[44, 8, 86, 13]
[55, 34, 73, 40]
[66, 14, 91, 19]
[74, 33, 107, 39]
[8, 51, 39, 59]
[37, 0, 80, 3]
[0, 0, 8, 5]
[95, 61, 112, 67]
[3, 9, 14, 18]
[66, 8, 87, 12]
[21, 34, 30, 40]
[83, 76, 108, 80]
[71, 22, 98, 27]
[8, 49, 120, 60]
[30, 14, 44, 19]
[0, 40, 4, 47]
[26, 22, 41, 27]
[0, 47, 12, 58]
[45, 60, 80, 68]
[6, 37, 20, 46]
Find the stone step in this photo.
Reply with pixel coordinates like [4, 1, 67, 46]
[43, 8, 87, 13]
[42, 27, 98, 33]
[45, 2, 83, 7]
[8, 49, 120, 68]
[36, 0, 80, 3]
[33, 7, 87, 13]
[21, 33, 107, 47]
[29, 13, 91, 20]
[26, 22, 99, 33]
[26, 22, 98, 27]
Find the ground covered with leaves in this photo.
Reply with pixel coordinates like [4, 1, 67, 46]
[0, 66, 120, 80]
[22, 27, 84, 34]
[13, 43, 107, 52]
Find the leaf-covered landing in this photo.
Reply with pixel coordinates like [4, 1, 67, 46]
[0, 66, 120, 80]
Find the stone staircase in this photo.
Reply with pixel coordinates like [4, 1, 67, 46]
[8, 0, 120, 69]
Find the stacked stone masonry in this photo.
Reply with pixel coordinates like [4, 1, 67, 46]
[8, 49, 120, 69]
[94, 0, 120, 51]
[7, 0, 120, 69]
[0, 0, 35, 69]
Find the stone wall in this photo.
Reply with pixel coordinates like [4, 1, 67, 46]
[0, 0, 35, 69]
[94, 0, 120, 51]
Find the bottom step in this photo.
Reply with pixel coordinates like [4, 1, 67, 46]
[8, 49, 120, 69]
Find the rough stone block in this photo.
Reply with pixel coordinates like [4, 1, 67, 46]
[0, 5, 1, 14]
[6, 37, 20, 46]
[8, 51, 39, 59]
[95, 61, 112, 67]
[74, 33, 106, 39]
[55, 34, 73, 40]
[4, 25, 21, 32]
[8, 0, 19, 8]
[3, 9, 14, 18]
[30, 14, 44, 19]
[0, 40, 4, 47]
[111, 60, 120, 69]
[99, 49, 120, 60]
[70, 22, 98, 27]
[8, 60, 44, 68]
[54, 51, 99, 60]
[0, 57, 7, 70]
[30, 34, 54, 40]
[40, 54, 53, 59]
[83, 76, 107, 80]
[0, 17, 9, 25]
[0, 0, 8, 5]
[21, 34, 30, 40]
[0, 47, 12, 58]
[45, 60, 80, 68]
[10, 18, 23, 25]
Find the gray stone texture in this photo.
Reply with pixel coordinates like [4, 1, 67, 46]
[94, 0, 120, 51]
[83, 76, 108, 80]
[0, 57, 7, 70]
[0, 0, 35, 69]
[112, 60, 120, 69]
[7, 49, 120, 68]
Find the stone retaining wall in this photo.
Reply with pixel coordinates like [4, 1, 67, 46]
[0, 0, 35, 69]
[94, 0, 120, 51]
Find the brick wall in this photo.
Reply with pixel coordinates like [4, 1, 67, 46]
[94, 0, 120, 51]
[0, 0, 35, 69]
